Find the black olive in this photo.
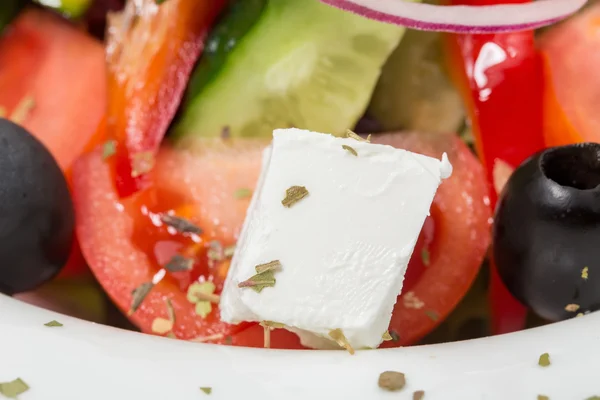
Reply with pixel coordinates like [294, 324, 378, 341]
[0, 118, 74, 294]
[493, 143, 600, 321]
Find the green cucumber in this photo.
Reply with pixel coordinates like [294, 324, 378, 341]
[186, 0, 267, 102]
[175, 0, 406, 139]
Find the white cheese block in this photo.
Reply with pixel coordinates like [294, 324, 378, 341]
[219, 128, 452, 350]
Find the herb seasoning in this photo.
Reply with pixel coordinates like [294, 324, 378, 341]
[582, 266, 589, 280]
[382, 331, 393, 341]
[234, 188, 253, 199]
[238, 260, 282, 293]
[421, 248, 430, 266]
[129, 282, 154, 315]
[538, 352, 551, 367]
[160, 214, 203, 235]
[537, 395, 549, 400]
[342, 145, 358, 156]
[345, 129, 371, 143]
[0, 378, 29, 398]
[187, 282, 219, 318]
[565, 304, 580, 312]
[131, 151, 155, 177]
[200, 387, 212, 395]
[378, 371, 405, 391]
[424, 310, 439, 321]
[282, 186, 309, 208]
[102, 140, 116, 160]
[44, 320, 63, 327]
[164, 254, 194, 272]
[329, 329, 355, 355]
[151, 318, 173, 334]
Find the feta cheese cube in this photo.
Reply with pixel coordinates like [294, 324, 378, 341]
[220, 128, 452, 350]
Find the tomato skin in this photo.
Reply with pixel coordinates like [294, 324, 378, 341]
[0, 8, 106, 173]
[374, 132, 491, 347]
[73, 147, 245, 340]
[75, 132, 489, 348]
[0, 8, 106, 278]
[539, 1, 600, 147]
[445, 0, 545, 335]
[106, 0, 227, 198]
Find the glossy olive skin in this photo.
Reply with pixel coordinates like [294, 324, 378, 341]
[494, 143, 600, 321]
[0, 118, 74, 294]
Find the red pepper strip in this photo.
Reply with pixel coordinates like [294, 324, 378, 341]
[445, 0, 546, 334]
[106, 0, 226, 198]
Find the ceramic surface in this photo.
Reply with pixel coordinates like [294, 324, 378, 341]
[0, 294, 598, 399]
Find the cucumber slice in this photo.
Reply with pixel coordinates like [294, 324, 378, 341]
[186, 0, 267, 102]
[175, 0, 407, 139]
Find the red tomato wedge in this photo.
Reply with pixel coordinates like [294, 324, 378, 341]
[540, 1, 600, 147]
[105, 0, 226, 198]
[73, 132, 490, 348]
[0, 8, 106, 277]
[0, 8, 106, 174]
[374, 132, 491, 346]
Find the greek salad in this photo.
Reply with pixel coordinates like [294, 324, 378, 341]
[0, 0, 596, 351]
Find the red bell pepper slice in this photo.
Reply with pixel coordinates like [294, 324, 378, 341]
[445, 0, 546, 334]
[106, 0, 226, 198]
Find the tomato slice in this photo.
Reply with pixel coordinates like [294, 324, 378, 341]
[73, 132, 490, 348]
[539, 1, 600, 147]
[105, 0, 226, 198]
[0, 8, 106, 277]
[0, 8, 106, 174]
[374, 132, 491, 347]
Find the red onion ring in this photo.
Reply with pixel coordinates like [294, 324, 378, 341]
[320, 0, 588, 33]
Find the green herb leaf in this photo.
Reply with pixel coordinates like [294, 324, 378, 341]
[0, 378, 29, 398]
[164, 254, 194, 272]
[234, 188, 252, 199]
[413, 390, 425, 400]
[160, 214, 203, 235]
[382, 331, 392, 341]
[131, 151, 155, 177]
[165, 298, 176, 323]
[281, 186, 309, 208]
[345, 129, 371, 143]
[538, 352, 551, 367]
[537, 395, 549, 400]
[582, 266, 589, 280]
[187, 282, 219, 318]
[565, 304, 580, 312]
[151, 318, 173, 334]
[424, 310, 439, 321]
[585, 396, 600, 400]
[223, 245, 236, 259]
[44, 320, 63, 327]
[10, 96, 35, 124]
[129, 282, 154, 315]
[238, 261, 282, 293]
[255, 260, 282, 274]
[378, 371, 405, 391]
[200, 387, 212, 395]
[421, 248, 430, 267]
[102, 140, 116, 160]
[342, 144, 358, 156]
[329, 328, 355, 355]
[155, 0, 168, 4]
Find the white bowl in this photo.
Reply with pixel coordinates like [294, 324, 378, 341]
[1, 293, 598, 399]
